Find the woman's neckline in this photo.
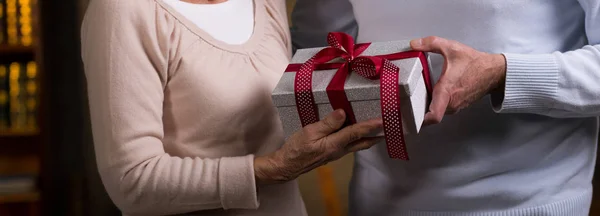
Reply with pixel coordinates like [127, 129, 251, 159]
[179, 0, 228, 5]
[166, 0, 233, 8]
[156, 0, 265, 54]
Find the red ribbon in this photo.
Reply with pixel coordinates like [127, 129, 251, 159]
[285, 32, 432, 160]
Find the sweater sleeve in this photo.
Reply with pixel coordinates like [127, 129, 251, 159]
[80, 0, 258, 215]
[492, 0, 600, 118]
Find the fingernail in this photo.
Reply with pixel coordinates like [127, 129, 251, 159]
[333, 109, 345, 121]
[412, 38, 423, 48]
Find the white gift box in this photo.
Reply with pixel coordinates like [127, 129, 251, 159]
[272, 40, 431, 140]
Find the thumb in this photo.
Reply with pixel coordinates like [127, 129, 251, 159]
[304, 109, 347, 138]
[410, 36, 451, 54]
[423, 83, 451, 125]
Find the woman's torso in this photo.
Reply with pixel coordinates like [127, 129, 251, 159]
[155, 0, 306, 215]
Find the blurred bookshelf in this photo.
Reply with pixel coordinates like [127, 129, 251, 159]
[0, 45, 33, 54]
[0, 0, 44, 214]
[0, 191, 39, 204]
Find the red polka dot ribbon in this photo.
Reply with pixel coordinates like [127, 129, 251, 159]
[285, 32, 433, 160]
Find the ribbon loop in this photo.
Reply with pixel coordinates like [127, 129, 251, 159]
[352, 56, 384, 79]
[327, 32, 355, 56]
[326, 32, 371, 61]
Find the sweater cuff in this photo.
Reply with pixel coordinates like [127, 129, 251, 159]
[218, 155, 259, 210]
[491, 53, 559, 114]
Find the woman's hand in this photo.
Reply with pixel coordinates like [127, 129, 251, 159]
[254, 109, 384, 185]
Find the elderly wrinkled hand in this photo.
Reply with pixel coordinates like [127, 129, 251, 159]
[409, 36, 507, 125]
[254, 109, 383, 185]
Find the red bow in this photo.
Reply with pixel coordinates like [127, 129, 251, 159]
[285, 32, 432, 160]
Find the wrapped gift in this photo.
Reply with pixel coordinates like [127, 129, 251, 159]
[271, 32, 432, 160]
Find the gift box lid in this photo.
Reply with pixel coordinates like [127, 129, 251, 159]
[272, 40, 426, 107]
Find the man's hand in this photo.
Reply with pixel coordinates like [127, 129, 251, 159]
[410, 36, 507, 125]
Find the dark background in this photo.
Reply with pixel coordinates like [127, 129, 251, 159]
[6, 0, 599, 215]
[38, 0, 118, 215]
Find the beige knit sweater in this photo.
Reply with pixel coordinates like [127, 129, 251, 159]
[80, 0, 307, 215]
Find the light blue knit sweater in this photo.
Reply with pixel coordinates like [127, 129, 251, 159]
[291, 0, 600, 215]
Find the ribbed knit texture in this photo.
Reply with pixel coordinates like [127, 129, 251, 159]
[397, 190, 592, 216]
[218, 155, 259, 210]
[493, 54, 559, 113]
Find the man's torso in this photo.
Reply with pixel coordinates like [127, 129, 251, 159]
[343, 0, 597, 215]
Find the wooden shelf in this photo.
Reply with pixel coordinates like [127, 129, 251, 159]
[0, 192, 39, 204]
[0, 129, 39, 137]
[0, 46, 35, 55]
